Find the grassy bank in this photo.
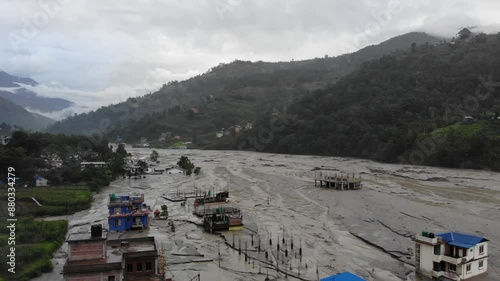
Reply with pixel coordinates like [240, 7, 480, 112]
[0, 217, 68, 281]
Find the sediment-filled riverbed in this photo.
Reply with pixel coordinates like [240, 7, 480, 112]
[33, 148, 500, 281]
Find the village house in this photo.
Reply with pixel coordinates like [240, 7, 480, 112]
[216, 131, 223, 138]
[166, 167, 185, 175]
[415, 231, 488, 280]
[108, 194, 152, 232]
[62, 224, 161, 281]
[244, 122, 253, 130]
[81, 161, 108, 170]
[34, 175, 49, 187]
[463, 116, 475, 124]
[234, 125, 241, 133]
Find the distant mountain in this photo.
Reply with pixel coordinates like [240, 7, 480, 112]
[0, 89, 73, 113]
[48, 32, 443, 141]
[0, 97, 55, 131]
[0, 71, 38, 87]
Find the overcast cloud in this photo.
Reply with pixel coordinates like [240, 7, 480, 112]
[1, 0, 500, 118]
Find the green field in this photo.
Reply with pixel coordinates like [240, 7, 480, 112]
[431, 121, 491, 138]
[0, 186, 92, 217]
[0, 186, 90, 280]
[0, 218, 68, 281]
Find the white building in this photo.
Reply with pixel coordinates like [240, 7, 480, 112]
[216, 131, 223, 138]
[415, 231, 488, 280]
[80, 161, 108, 170]
[34, 176, 49, 187]
[166, 167, 185, 175]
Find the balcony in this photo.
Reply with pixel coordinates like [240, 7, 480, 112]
[433, 254, 467, 265]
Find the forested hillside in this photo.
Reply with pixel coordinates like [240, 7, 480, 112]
[241, 33, 500, 170]
[0, 97, 55, 130]
[48, 32, 441, 143]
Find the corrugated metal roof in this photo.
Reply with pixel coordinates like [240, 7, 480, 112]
[437, 232, 488, 249]
[321, 272, 366, 281]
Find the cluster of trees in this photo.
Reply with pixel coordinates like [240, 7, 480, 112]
[238, 33, 500, 171]
[0, 131, 129, 189]
[177, 156, 201, 176]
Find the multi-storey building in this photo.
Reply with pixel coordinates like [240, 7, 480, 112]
[108, 194, 151, 232]
[63, 225, 161, 281]
[415, 231, 488, 280]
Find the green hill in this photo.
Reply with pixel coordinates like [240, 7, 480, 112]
[48, 32, 442, 143]
[241, 32, 500, 170]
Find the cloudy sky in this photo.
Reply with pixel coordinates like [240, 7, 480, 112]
[1, 0, 500, 118]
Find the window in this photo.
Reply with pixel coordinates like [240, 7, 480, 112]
[449, 264, 457, 272]
[137, 263, 143, 271]
[127, 264, 133, 272]
[146, 262, 152, 271]
[479, 245, 484, 254]
[108, 276, 115, 281]
[434, 245, 441, 255]
[479, 260, 484, 269]
[466, 264, 471, 272]
[113, 219, 121, 227]
[114, 207, 121, 214]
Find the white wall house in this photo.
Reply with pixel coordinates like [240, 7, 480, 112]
[415, 231, 488, 280]
[34, 176, 49, 187]
[80, 161, 107, 170]
[166, 167, 185, 175]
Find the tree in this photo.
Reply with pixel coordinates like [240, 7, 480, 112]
[150, 150, 159, 162]
[177, 156, 194, 175]
[160, 204, 168, 219]
[194, 167, 201, 175]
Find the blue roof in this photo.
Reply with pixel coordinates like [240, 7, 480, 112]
[321, 272, 366, 281]
[437, 232, 488, 249]
[34, 175, 45, 180]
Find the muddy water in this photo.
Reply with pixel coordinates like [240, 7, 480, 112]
[33, 149, 500, 281]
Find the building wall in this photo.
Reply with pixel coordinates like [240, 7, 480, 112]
[462, 259, 488, 279]
[69, 241, 104, 261]
[417, 243, 435, 277]
[473, 242, 488, 259]
[109, 215, 149, 232]
[124, 257, 157, 277]
[36, 179, 48, 187]
[109, 217, 127, 232]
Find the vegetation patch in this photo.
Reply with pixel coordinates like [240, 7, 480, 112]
[0, 186, 91, 217]
[0, 217, 68, 281]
